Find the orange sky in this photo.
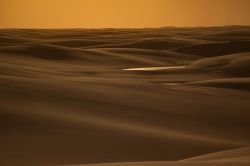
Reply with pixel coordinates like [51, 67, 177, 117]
[1, 0, 250, 28]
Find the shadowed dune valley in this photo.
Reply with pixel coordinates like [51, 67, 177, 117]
[1, 27, 250, 166]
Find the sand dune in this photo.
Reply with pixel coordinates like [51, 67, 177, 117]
[186, 77, 250, 91]
[0, 27, 250, 165]
[103, 38, 190, 50]
[0, 44, 76, 60]
[184, 146, 250, 162]
[49, 39, 113, 48]
[0, 36, 29, 46]
[174, 41, 250, 57]
[75, 147, 250, 165]
[74, 162, 250, 166]
[188, 52, 250, 76]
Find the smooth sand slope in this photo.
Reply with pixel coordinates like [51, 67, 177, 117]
[0, 26, 250, 165]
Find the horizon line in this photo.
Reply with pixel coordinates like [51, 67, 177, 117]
[1, 25, 250, 30]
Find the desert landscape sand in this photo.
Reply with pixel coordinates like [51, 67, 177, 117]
[0, 26, 250, 165]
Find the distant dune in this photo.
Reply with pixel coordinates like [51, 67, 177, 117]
[0, 26, 250, 165]
[0, 44, 76, 60]
[49, 39, 113, 48]
[174, 41, 250, 57]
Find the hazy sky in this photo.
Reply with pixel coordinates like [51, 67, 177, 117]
[1, 0, 250, 28]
